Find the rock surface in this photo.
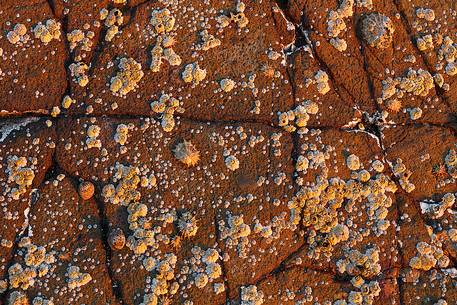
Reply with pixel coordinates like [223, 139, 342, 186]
[0, 0, 457, 304]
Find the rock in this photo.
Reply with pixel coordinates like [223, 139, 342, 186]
[2, 0, 457, 303]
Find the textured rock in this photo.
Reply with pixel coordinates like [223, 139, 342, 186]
[1, 0, 457, 304]
[0, 119, 55, 281]
[0, 0, 67, 114]
[7, 177, 119, 304]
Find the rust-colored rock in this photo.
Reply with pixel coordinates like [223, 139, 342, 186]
[2, 0, 457, 304]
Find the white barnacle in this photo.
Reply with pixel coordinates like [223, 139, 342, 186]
[225, 155, 239, 171]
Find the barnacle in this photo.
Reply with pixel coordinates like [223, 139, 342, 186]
[220, 78, 236, 92]
[173, 140, 200, 167]
[225, 155, 240, 171]
[407, 107, 423, 120]
[109, 228, 126, 250]
[358, 13, 394, 49]
[385, 99, 402, 113]
[346, 154, 361, 171]
[62, 95, 76, 109]
[177, 212, 199, 237]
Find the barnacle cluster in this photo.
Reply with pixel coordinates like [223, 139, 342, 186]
[217, 1, 249, 29]
[67, 29, 94, 52]
[219, 213, 251, 258]
[150, 9, 182, 72]
[444, 145, 457, 178]
[85, 125, 101, 149]
[289, 152, 397, 257]
[110, 57, 144, 96]
[3, 0, 457, 303]
[313, 70, 330, 95]
[9, 238, 55, 290]
[381, 68, 434, 113]
[69, 62, 89, 87]
[420, 193, 455, 219]
[409, 241, 449, 271]
[66, 266, 92, 290]
[186, 247, 223, 290]
[32, 19, 61, 44]
[102, 164, 159, 254]
[198, 30, 221, 51]
[391, 158, 415, 193]
[7, 24, 28, 45]
[101, 8, 123, 42]
[114, 123, 129, 146]
[139, 254, 178, 305]
[326, 0, 355, 51]
[150, 94, 184, 132]
[241, 285, 264, 305]
[337, 246, 381, 278]
[5, 156, 35, 200]
[182, 62, 207, 85]
[277, 100, 319, 133]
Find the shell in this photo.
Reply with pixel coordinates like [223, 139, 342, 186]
[78, 181, 95, 200]
[108, 228, 126, 250]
